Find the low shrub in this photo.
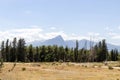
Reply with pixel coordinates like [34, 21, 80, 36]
[22, 67, 26, 71]
[108, 66, 113, 70]
[85, 65, 87, 68]
[0, 58, 3, 67]
[59, 60, 63, 63]
[98, 65, 102, 68]
[32, 63, 41, 67]
[115, 65, 120, 67]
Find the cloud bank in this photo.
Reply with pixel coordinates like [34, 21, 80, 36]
[0, 27, 103, 43]
[2, 26, 120, 45]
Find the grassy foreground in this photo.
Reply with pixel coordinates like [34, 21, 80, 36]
[0, 62, 120, 80]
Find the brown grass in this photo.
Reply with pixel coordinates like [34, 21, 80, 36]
[0, 62, 120, 80]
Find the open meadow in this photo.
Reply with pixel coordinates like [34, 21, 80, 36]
[0, 62, 120, 80]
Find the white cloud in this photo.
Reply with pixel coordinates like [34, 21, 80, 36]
[50, 27, 56, 30]
[0, 27, 43, 43]
[10, 28, 43, 33]
[104, 26, 120, 40]
[0, 27, 105, 44]
[108, 32, 120, 39]
[30, 25, 40, 28]
[88, 32, 100, 36]
[118, 26, 120, 30]
[0, 25, 117, 42]
[105, 27, 109, 31]
[87, 32, 105, 42]
[108, 32, 117, 36]
[44, 31, 66, 39]
[105, 26, 120, 39]
[64, 35, 89, 41]
[0, 28, 68, 43]
[112, 36, 120, 39]
[104, 27, 113, 32]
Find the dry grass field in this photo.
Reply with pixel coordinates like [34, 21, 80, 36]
[0, 62, 120, 80]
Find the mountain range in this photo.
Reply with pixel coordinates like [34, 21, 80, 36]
[27, 35, 120, 51]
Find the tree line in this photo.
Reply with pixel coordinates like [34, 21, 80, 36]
[0, 38, 120, 63]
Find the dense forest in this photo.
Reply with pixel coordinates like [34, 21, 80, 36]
[0, 38, 120, 63]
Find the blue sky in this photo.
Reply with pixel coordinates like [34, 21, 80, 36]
[0, 0, 120, 45]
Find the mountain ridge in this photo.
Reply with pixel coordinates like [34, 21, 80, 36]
[27, 35, 120, 50]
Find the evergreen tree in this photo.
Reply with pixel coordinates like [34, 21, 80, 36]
[101, 39, 108, 61]
[110, 49, 118, 61]
[58, 46, 65, 62]
[17, 38, 26, 62]
[65, 46, 69, 62]
[5, 39, 9, 62]
[53, 45, 59, 61]
[10, 38, 17, 62]
[96, 40, 108, 62]
[110, 49, 114, 61]
[1, 41, 5, 61]
[115, 49, 118, 61]
[39, 45, 46, 62]
[0, 42, 4, 67]
[34, 46, 39, 62]
[74, 40, 79, 62]
[12, 38, 17, 62]
[45, 46, 54, 62]
[69, 48, 74, 62]
[28, 44, 34, 62]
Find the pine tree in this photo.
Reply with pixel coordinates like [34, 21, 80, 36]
[5, 39, 9, 62]
[1, 41, 5, 61]
[65, 46, 69, 62]
[101, 39, 108, 61]
[34, 46, 39, 62]
[111, 49, 118, 61]
[0, 43, 3, 67]
[28, 44, 34, 62]
[39, 45, 46, 62]
[110, 49, 114, 61]
[45, 46, 54, 62]
[96, 39, 108, 62]
[17, 38, 26, 62]
[74, 40, 79, 62]
[115, 49, 118, 61]
[58, 46, 65, 62]
[53, 45, 59, 61]
[12, 38, 17, 62]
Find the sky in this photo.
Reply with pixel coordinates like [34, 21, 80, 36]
[0, 0, 120, 45]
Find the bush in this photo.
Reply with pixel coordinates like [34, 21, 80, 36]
[52, 62, 56, 65]
[0, 58, 3, 67]
[108, 66, 113, 70]
[52, 62, 59, 66]
[115, 65, 120, 67]
[85, 65, 87, 68]
[118, 69, 120, 71]
[8, 70, 11, 72]
[66, 62, 70, 66]
[22, 67, 26, 71]
[32, 63, 41, 67]
[59, 60, 63, 63]
[98, 65, 102, 68]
